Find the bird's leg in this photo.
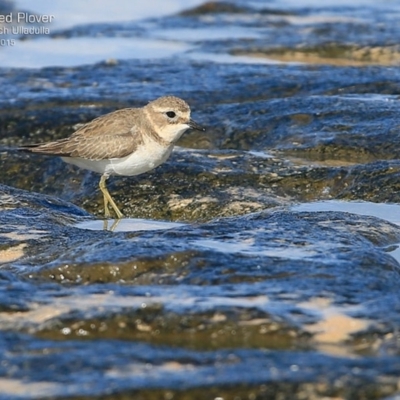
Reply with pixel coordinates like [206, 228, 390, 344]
[99, 174, 123, 219]
[99, 174, 111, 219]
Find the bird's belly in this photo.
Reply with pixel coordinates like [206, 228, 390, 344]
[107, 144, 173, 176]
[62, 144, 173, 177]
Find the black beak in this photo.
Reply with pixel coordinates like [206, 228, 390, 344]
[189, 118, 206, 132]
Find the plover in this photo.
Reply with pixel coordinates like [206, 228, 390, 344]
[20, 96, 205, 219]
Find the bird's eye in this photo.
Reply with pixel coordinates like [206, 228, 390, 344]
[166, 111, 176, 118]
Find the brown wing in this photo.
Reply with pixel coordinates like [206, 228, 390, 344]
[20, 108, 144, 160]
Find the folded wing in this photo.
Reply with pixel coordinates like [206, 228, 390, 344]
[20, 108, 143, 160]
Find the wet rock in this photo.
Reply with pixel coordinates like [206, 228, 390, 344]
[1, 184, 400, 397]
[1, 147, 287, 220]
[2, 61, 400, 221]
[3, 145, 400, 221]
[179, 1, 250, 16]
[235, 44, 400, 67]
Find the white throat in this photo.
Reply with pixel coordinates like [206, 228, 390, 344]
[158, 123, 190, 143]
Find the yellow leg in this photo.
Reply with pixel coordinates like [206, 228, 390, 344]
[103, 188, 110, 219]
[99, 174, 123, 219]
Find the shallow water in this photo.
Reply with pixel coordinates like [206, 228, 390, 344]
[15, 0, 205, 28]
[292, 200, 400, 226]
[5, 0, 400, 68]
[4, 0, 204, 68]
[76, 218, 185, 232]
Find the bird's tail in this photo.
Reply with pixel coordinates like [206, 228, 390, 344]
[18, 139, 71, 156]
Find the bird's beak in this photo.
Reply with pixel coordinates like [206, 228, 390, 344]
[189, 119, 206, 132]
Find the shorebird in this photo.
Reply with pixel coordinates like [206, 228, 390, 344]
[20, 96, 205, 219]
